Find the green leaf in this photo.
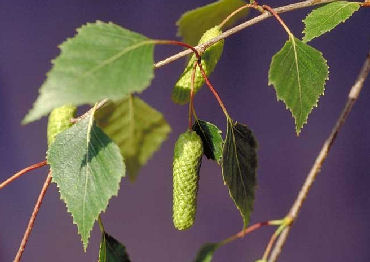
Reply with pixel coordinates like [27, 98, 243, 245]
[99, 232, 131, 262]
[302, 1, 360, 42]
[95, 96, 171, 181]
[268, 37, 329, 134]
[23, 21, 155, 124]
[192, 119, 223, 163]
[177, 0, 248, 46]
[47, 111, 125, 250]
[193, 243, 220, 262]
[255, 260, 267, 262]
[172, 26, 224, 105]
[222, 120, 258, 228]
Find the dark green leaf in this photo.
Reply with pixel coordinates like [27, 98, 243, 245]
[268, 37, 329, 134]
[96, 96, 171, 181]
[193, 243, 220, 262]
[192, 119, 223, 163]
[222, 120, 258, 228]
[23, 21, 155, 124]
[177, 0, 248, 46]
[302, 1, 360, 42]
[47, 111, 125, 250]
[99, 232, 130, 262]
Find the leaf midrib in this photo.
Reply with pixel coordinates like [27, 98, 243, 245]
[82, 111, 96, 245]
[229, 122, 248, 216]
[304, 2, 355, 40]
[290, 37, 303, 125]
[78, 40, 154, 79]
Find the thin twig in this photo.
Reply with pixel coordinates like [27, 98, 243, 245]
[262, 5, 293, 36]
[0, 160, 47, 190]
[153, 40, 201, 59]
[269, 51, 370, 262]
[14, 171, 53, 262]
[220, 220, 271, 245]
[154, 0, 336, 69]
[188, 62, 197, 130]
[79, 0, 339, 123]
[263, 230, 280, 260]
[219, 4, 261, 29]
[197, 62, 230, 119]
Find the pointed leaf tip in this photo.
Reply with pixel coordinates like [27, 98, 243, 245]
[193, 242, 220, 262]
[268, 37, 329, 134]
[48, 111, 125, 249]
[302, 1, 360, 43]
[23, 21, 155, 124]
[222, 120, 258, 228]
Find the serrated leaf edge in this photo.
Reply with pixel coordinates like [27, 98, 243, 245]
[268, 38, 329, 135]
[23, 21, 155, 124]
[222, 120, 251, 228]
[302, 2, 361, 43]
[47, 112, 125, 251]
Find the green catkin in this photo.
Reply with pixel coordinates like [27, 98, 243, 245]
[172, 26, 224, 105]
[47, 105, 76, 146]
[172, 131, 203, 230]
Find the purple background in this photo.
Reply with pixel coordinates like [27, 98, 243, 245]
[1, 1, 369, 261]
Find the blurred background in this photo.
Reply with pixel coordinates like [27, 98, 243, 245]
[0, 0, 369, 261]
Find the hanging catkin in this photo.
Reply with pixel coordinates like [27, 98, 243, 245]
[172, 130, 203, 230]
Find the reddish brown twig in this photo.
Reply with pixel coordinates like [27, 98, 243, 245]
[14, 171, 53, 262]
[219, 3, 263, 29]
[153, 39, 230, 119]
[0, 160, 47, 190]
[221, 220, 273, 245]
[262, 5, 292, 36]
[197, 62, 230, 119]
[154, 40, 201, 60]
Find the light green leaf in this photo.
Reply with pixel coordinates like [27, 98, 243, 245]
[193, 243, 220, 262]
[302, 1, 360, 42]
[99, 232, 130, 262]
[192, 119, 223, 164]
[95, 96, 171, 181]
[222, 120, 258, 228]
[47, 111, 125, 250]
[177, 0, 248, 46]
[268, 37, 329, 134]
[23, 21, 155, 124]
